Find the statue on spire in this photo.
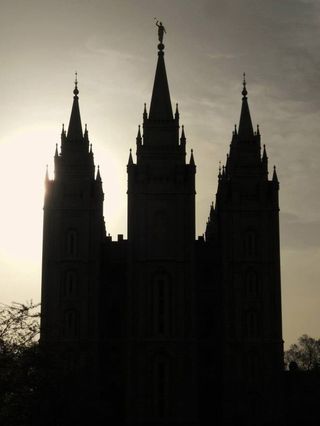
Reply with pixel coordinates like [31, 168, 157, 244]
[155, 19, 166, 44]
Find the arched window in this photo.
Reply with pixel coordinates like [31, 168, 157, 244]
[246, 270, 259, 297]
[63, 310, 78, 338]
[152, 272, 171, 336]
[245, 352, 260, 380]
[63, 270, 77, 298]
[245, 310, 260, 338]
[66, 229, 78, 258]
[63, 350, 77, 372]
[153, 210, 168, 241]
[244, 230, 257, 258]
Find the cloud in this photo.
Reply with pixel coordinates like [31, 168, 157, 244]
[281, 212, 320, 249]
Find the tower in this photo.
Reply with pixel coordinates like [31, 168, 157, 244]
[205, 76, 283, 424]
[40, 77, 105, 416]
[126, 36, 198, 424]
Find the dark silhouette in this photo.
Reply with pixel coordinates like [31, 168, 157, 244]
[39, 31, 320, 426]
[155, 19, 166, 43]
[0, 302, 40, 424]
[285, 334, 320, 370]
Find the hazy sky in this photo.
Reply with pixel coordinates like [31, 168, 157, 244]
[0, 0, 319, 347]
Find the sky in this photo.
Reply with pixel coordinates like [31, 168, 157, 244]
[0, 0, 319, 348]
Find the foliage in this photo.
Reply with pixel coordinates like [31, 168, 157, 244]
[0, 301, 40, 350]
[0, 301, 41, 425]
[285, 334, 320, 371]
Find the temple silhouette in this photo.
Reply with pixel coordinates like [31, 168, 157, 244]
[40, 29, 317, 426]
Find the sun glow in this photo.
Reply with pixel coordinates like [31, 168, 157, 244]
[0, 122, 129, 288]
[0, 126, 54, 303]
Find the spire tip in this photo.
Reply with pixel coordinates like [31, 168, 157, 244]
[242, 72, 248, 98]
[73, 71, 79, 97]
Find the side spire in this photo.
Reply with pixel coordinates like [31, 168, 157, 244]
[238, 73, 254, 141]
[190, 149, 195, 166]
[180, 125, 186, 145]
[149, 22, 173, 120]
[67, 72, 83, 142]
[136, 125, 142, 143]
[96, 165, 101, 181]
[272, 165, 278, 183]
[128, 148, 134, 165]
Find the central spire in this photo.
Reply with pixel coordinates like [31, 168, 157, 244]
[238, 73, 254, 141]
[149, 22, 173, 121]
[67, 72, 83, 142]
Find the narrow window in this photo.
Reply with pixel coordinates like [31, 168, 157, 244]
[64, 350, 76, 372]
[244, 231, 257, 257]
[63, 310, 78, 338]
[246, 271, 259, 297]
[245, 310, 260, 338]
[247, 352, 260, 379]
[153, 272, 171, 336]
[63, 270, 77, 298]
[66, 229, 78, 257]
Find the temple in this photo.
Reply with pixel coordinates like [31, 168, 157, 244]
[41, 31, 286, 426]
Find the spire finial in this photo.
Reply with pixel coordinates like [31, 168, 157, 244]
[190, 148, 195, 165]
[128, 148, 134, 165]
[96, 165, 101, 181]
[136, 125, 142, 144]
[242, 72, 247, 98]
[154, 18, 166, 51]
[272, 165, 278, 183]
[175, 103, 179, 120]
[74, 71, 79, 97]
[143, 103, 148, 120]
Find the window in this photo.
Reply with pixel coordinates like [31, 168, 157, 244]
[63, 270, 77, 298]
[154, 210, 168, 241]
[245, 310, 260, 338]
[246, 270, 259, 297]
[244, 230, 257, 257]
[63, 310, 78, 338]
[66, 229, 78, 257]
[152, 272, 171, 336]
[158, 280, 165, 334]
[63, 350, 77, 372]
[245, 352, 260, 380]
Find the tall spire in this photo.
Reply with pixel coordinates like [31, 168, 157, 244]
[238, 73, 254, 141]
[149, 22, 173, 120]
[67, 72, 83, 142]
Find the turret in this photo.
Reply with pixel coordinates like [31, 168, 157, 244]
[53, 76, 95, 183]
